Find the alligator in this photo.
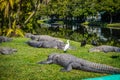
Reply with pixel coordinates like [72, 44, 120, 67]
[38, 53, 120, 74]
[0, 36, 12, 43]
[25, 33, 34, 38]
[25, 33, 63, 43]
[37, 35, 62, 42]
[26, 40, 43, 48]
[26, 40, 65, 49]
[25, 33, 41, 40]
[30, 34, 63, 42]
[0, 47, 17, 55]
[89, 45, 120, 53]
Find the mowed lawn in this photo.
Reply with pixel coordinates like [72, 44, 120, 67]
[0, 37, 120, 80]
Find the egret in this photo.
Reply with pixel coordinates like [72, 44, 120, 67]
[63, 40, 70, 53]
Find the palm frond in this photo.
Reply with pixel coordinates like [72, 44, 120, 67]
[0, 29, 2, 35]
[15, 29, 24, 37]
[4, 2, 9, 17]
[12, 20, 16, 29]
[0, 1, 7, 11]
[9, 0, 14, 9]
[6, 28, 13, 36]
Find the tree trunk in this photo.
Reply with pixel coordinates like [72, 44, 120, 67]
[24, 11, 36, 24]
[110, 13, 112, 24]
[8, 13, 11, 28]
[16, 0, 21, 23]
[24, 0, 40, 24]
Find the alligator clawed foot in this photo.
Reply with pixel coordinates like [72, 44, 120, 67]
[60, 68, 69, 72]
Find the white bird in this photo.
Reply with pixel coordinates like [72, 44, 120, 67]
[63, 40, 70, 53]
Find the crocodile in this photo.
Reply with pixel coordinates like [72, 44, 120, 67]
[89, 45, 120, 53]
[0, 47, 17, 55]
[38, 53, 120, 74]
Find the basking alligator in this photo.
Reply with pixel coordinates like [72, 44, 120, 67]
[89, 45, 120, 53]
[25, 33, 63, 43]
[26, 40, 65, 49]
[38, 53, 120, 74]
[26, 40, 43, 48]
[0, 36, 12, 43]
[0, 47, 17, 55]
[25, 33, 34, 38]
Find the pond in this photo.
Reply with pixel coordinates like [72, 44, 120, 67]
[40, 22, 120, 46]
[48, 23, 120, 39]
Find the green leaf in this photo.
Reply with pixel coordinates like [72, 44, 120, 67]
[6, 28, 13, 36]
[12, 20, 16, 29]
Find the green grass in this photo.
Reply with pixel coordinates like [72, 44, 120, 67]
[0, 37, 120, 80]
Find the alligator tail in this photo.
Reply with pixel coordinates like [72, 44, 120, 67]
[82, 62, 120, 74]
[89, 63, 120, 74]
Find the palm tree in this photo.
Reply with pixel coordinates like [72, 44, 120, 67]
[0, 0, 24, 37]
[0, 0, 14, 17]
[0, 0, 15, 28]
[24, 0, 50, 24]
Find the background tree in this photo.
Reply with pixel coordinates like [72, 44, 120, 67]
[0, 0, 45, 36]
[98, 0, 120, 23]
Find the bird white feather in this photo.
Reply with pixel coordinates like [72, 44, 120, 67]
[63, 40, 70, 52]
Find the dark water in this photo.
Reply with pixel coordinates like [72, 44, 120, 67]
[42, 22, 120, 46]
[49, 23, 120, 41]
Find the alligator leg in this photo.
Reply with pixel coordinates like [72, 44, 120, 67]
[60, 62, 82, 72]
[60, 62, 73, 72]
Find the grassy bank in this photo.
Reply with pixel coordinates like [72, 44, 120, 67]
[0, 37, 120, 80]
[107, 23, 120, 28]
[82, 21, 120, 28]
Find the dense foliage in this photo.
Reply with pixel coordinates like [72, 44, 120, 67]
[0, 0, 120, 36]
